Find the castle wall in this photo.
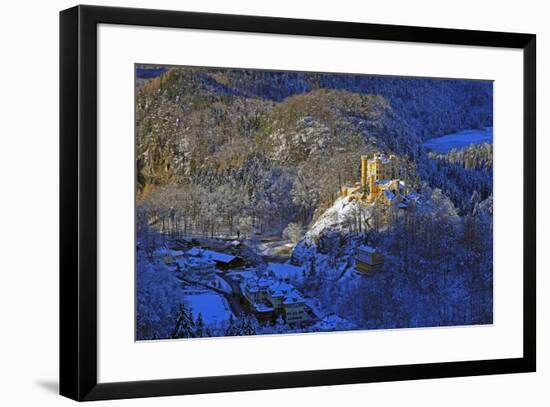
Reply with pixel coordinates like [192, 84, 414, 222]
[361, 155, 368, 191]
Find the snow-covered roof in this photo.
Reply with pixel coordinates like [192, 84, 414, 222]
[251, 301, 274, 313]
[259, 277, 272, 287]
[357, 245, 381, 265]
[357, 253, 376, 264]
[283, 294, 305, 305]
[186, 247, 237, 264]
[186, 247, 201, 256]
[358, 245, 376, 254]
[368, 154, 392, 165]
[383, 189, 396, 201]
[268, 281, 294, 297]
[242, 276, 305, 307]
[241, 276, 273, 294]
[177, 256, 216, 269]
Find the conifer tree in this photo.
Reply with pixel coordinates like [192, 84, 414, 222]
[240, 315, 258, 336]
[195, 313, 204, 338]
[225, 314, 239, 336]
[171, 303, 196, 339]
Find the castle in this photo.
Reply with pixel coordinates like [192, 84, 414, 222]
[341, 153, 407, 207]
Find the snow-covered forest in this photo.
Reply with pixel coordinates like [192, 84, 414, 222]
[135, 65, 493, 340]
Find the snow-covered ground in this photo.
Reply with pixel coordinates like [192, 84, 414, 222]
[301, 196, 369, 245]
[268, 262, 305, 281]
[423, 127, 493, 153]
[183, 289, 233, 325]
[292, 196, 370, 269]
[258, 239, 295, 258]
[304, 298, 327, 319]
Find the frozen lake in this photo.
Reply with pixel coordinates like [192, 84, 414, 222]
[423, 127, 493, 153]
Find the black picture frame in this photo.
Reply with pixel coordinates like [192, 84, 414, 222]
[60, 4, 536, 401]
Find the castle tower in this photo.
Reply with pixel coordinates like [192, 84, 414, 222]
[361, 155, 369, 192]
[368, 175, 376, 202]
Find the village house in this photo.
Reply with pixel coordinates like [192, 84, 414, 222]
[355, 245, 384, 274]
[185, 247, 243, 270]
[241, 277, 307, 324]
[241, 277, 275, 319]
[156, 247, 185, 265]
[176, 255, 217, 282]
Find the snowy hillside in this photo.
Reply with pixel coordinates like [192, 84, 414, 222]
[302, 197, 370, 245]
[292, 196, 372, 271]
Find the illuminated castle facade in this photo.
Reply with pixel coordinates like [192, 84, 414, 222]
[341, 153, 407, 206]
